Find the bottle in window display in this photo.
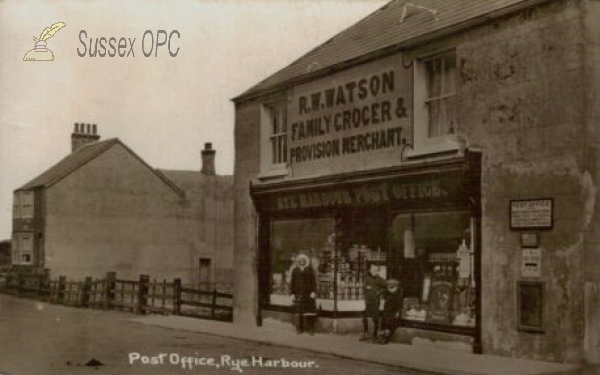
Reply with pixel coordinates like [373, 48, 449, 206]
[290, 252, 318, 335]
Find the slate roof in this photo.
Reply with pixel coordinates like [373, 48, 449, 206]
[17, 138, 185, 197]
[159, 170, 233, 198]
[235, 0, 545, 101]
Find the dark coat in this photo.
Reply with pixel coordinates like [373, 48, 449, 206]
[290, 266, 317, 314]
[363, 273, 386, 305]
[382, 289, 403, 318]
[290, 266, 317, 297]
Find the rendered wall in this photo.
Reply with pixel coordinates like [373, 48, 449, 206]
[44, 144, 215, 283]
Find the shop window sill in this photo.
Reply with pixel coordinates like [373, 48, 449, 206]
[406, 138, 461, 160]
[258, 165, 289, 180]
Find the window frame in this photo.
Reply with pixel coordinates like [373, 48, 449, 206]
[20, 191, 34, 219]
[411, 50, 460, 157]
[12, 233, 34, 266]
[259, 100, 289, 178]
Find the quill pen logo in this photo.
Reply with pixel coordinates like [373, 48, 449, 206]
[23, 22, 66, 61]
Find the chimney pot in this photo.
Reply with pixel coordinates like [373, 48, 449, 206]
[71, 123, 101, 152]
[201, 142, 216, 176]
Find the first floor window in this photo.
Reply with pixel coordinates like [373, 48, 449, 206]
[260, 101, 288, 175]
[413, 51, 459, 155]
[13, 191, 35, 219]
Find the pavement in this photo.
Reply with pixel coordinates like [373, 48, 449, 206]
[130, 315, 589, 375]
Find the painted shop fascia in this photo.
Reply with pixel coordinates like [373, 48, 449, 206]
[233, 0, 600, 364]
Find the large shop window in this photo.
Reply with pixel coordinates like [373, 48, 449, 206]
[270, 219, 335, 306]
[269, 212, 390, 312]
[389, 211, 475, 327]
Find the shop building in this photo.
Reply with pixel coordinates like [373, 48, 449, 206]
[12, 124, 233, 284]
[232, 0, 600, 363]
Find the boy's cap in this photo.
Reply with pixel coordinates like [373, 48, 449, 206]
[386, 279, 399, 286]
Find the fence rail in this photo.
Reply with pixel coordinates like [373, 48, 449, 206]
[0, 271, 233, 322]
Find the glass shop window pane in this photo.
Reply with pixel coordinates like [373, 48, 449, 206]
[270, 219, 335, 305]
[389, 211, 475, 327]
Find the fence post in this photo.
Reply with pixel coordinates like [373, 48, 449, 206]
[82, 276, 92, 308]
[41, 269, 50, 298]
[15, 272, 24, 296]
[137, 274, 149, 315]
[211, 288, 217, 319]
[37, 273, 45, 297]
[173, 278, 181, 316]
[105, 272, 116, 310]
[57, 276, 66, 304]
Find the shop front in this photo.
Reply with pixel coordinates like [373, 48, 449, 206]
[251, 151, 482, 352]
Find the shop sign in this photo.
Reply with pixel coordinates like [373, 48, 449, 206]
[287, 54, 412, 178]
[510, 199, 553, 230]
[258, 172, 469, 213]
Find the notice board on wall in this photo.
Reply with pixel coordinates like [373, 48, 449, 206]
[510, 199, 553, 230]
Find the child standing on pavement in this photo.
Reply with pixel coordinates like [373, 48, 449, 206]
[375, 278, 403, 344]
[359, 263, 386, 341]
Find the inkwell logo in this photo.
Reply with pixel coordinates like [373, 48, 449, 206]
[23, 22, 66, 61]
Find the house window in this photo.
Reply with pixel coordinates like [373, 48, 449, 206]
[269, 104, 287, 165]
[13, 193, 21, 219]
[19, 235, 33, 265]
[425, 54, 457, 137]
[21, 191, 34, 218]
[260, 101, 288, 177]
[13, 191, 34, 219]
[413, 52, 459, 155]
[12, 234, 33, 265]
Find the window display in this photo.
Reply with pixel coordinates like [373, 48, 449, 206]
[390, 211, 475, 328]
[268, 210, 477, 330]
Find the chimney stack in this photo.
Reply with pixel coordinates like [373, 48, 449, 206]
[71, 123, 101, 152]
[201, 142, 216, 176]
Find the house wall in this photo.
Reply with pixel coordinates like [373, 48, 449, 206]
[233, 0, 590, 363]
[582, 0, 600, 364]
[200, 176, 235, 284]
[453, 0, 586, 363]
[44, 144, 200, 282]
[233, 100, 262, 326]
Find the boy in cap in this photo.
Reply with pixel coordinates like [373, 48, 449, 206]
[375, 278, 403, 344]
[359, 262, 386, 341]
[290, 252, 318, 335]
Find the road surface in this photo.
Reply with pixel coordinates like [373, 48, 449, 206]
[0, 294, 430, 375]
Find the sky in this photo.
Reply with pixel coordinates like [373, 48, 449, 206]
[0, 0, 387, 240]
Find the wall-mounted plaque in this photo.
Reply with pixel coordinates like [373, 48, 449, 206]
[521, 248, 541, 278]
[517, 281, 545, 333]
[510, 199, 553, 230]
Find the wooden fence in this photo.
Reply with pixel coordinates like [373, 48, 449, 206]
[0, 271, 233, 322]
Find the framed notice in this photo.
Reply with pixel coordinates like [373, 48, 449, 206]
[517, 281, 545, 333]
[510, 199, 553, 230]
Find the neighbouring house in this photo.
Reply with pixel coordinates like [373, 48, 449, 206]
[0, 240, 11, 270]
[232, 0, 600, 364]
[11, 123, 233, 284]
